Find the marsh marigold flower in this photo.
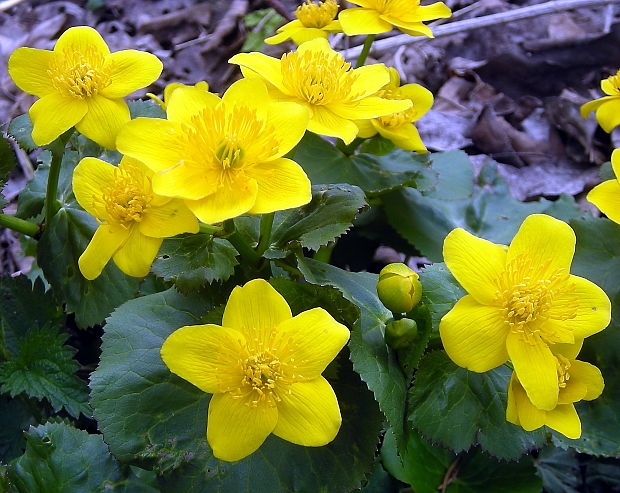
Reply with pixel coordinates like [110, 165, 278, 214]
[73, 156, 198, 280]
[146, 81, 210, 110]
[265, 0, 342, 45]
[117, 78, 312, 224]
[356, 68, 432, 152]
[439, 214, 610, 412]
[587, 149, 620, 221]
[338, 0, 451, 37]
[8, 26, 162, 149]
[229, 38, 411, 144]
[580, 69, 620, 133]
[160, 279, 350, 461]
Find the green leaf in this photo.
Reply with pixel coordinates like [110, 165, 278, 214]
[0, 134, 17, 188]
[241, 8, 285, 52]
[419, 262, 466, 334]
[152, 235, 239, 292]
[128, 100, 167, 119]
[270, 184, 367, 251]
[408, 351, 545, 460]
[534, 447, 580, 493]
[291, 133, 433, 195]
[109, 466, 159, 493]
[0, 396, 37, 462]
[8, 422, 121, 492]
[0, 326, 90, 419]
[15, 153, 48, 220]
[7, 114, 36, 152]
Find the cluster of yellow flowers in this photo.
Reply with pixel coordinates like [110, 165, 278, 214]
[440, 214, 611, 438]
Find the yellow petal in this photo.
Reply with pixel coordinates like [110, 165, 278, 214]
[8, 47, 54, 97]
[601, 77, 618, 95]
[139, 198, 199, 238]
[356, 118, 377, 138]
[275, 308, 349, 379]
[569, 360, 604, 401]
[248, 158, 311, 214]
[400, 3, 452, 22]
[587, 180, 620, 223]
[596, 98, 620, 133]
[184, 178, 259, 224]
[72, 157, 115, 219]
[558, 377, 587, 405]
[166, 86, 220, 124]
[393, 21, 434, 37]
[439, 295, 509, 372]
[442, 228, 507, 304]
[329, 96, 411, 120]
[222, 279, 292, 336]
[264, 102, 310, 157]
[579, 97, 610, 119]
[112, 226, 162, 277]
[54, 26, 110, 58]
[307, 106, 359, 144]
[75, 95, 130, 150]
[506, 214, 575, 279]
[29, 93, 87, 146]
[291, 27, 330, 44]
[160, 324, 246, 394]
[349, 65, 390, 98]
[222, 78, 271, 120]
[78, 224, 130, 280]
[512, 376, 546, 431]
[506, 331, 558, 411]
[399, 83, 434, 120]
[117, 118, 186, 172]
[264, 20, 302, 44]
[544, 404, 581, 439]
[338, 8, 392, 35]
[377, 123, 426, 152]
[273, 377, 341, 446]
[612, 148, 620, 178]
[152, 162, 219, 200]
[506, 374, 520, 426]
[551, 338, 583, 360]
[100, 50, 163, 98]
[229, 52, 287, 95]
[207, 392, 278, 462]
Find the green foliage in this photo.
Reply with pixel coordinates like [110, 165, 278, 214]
[408, 351, 545, 460]
[7, 114, 36, 152]
[241, 8, 285, 51]
[534, 447, 580, 493]
[8, 422, 121, 493]
[0, 396, 37, 462]
[419, 262, 466, 333]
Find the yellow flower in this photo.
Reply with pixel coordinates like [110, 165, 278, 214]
[117, 78, 312, 224]
[229, 38, 411, 144]
[265, 0, 342, 45]
[8, 26, 162, 149]
[507, 348, 604, 439]
[338, 0, 451, 37]
[376, 262, 422, 313]
[160, 278, 350, 461]
[146, 81, 210, 110]
[580, 69, 620, 133]
[356, 68, 432, 152]
[587, 149, 620, 221]
[439, 214, 610, 412]
[72, 156, 199, 280]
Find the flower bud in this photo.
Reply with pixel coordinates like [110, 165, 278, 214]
[377, 263, 422, 314]
[385, 318, 418, 349]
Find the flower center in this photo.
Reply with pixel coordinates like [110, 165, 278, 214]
[556, 355, 571, 389]
[376, 87, 416, 127]
[241, 352, 283, 406]
[296, 0, 339, 28]
[281, 49, 360, 105]
[48, 46, 111, 99]
[99, 165, 152, 226]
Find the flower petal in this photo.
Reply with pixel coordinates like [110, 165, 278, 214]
[54, 26, 110, 58]
[558, 377, 588, 405]
[338, 8, 392, 35]
[506, 214, 575, 279]
[612, 148, 620, 177]
[152, 162, 219, 200]
[307, 106, 359, 144]
[72, 157, 115, 219]
[229, 52, 287, 94]
[506, 374, 520, 426]
[264, 20, 302, 44]
[139, 198, 199, 238]
[276, 308, 349, 379]
[439, 295, 509, 372]
[569, 360, 604, 401]
[399, 2, 452, 22]
[112, 227, 162, 277]
[222, 279, 292, 336]
[248, 158, 311, 214]
[101, 50, 163, 98]
[579, 96, 611, 119]
[357, 118, 377, 138]
[587, 179, 620, 223]
[511, 375, 546, 431]
[329, 96, 411, 120]
[264, 102, 310, 157]
[78, 225, 130, 280]
[506, 331, 558, 411]
[544, 404, 581, 439]
[393, 21, 434, 37]
[377, 122, 426, 152]
[273, 376, 341, 446]
[184, 178, 258, 224]
[596, 98, 620, 133]
[160, 324, 246, 394]
[442, 227, 507, 304]
[551, 338, 583, 360]
[349, 64, 391, 98]
[166, 86, 220, 124]
[400, 83, 434, 120]
[117, 118, 186, 172]
[207, 392, 278, 462]
[29, 93, 87, 146]
[75, 95, 130, 149]
[8, 48, 55, 97]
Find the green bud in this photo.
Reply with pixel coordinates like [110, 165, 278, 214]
[377, 263, 422, 314]
[385, 318, 418, 349]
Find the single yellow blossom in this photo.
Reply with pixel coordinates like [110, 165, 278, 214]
[507, 348, 604, 439]
[73, 156, 199, 280]
[160, 278, 350, 461]
[117, 78, 312, 224]
[356, 68, 432, 152]
[265, 0, 342, 45]
[8, 26, 162, 149]
[338, 0, 451, 37]
[376, 262, 422, 313]
[587, 149, 620, 221]
[580, 69, 620, 133]
[229, 38, 411, 144]
[146, 81, 210, 110]
[439, 214, 610, 412]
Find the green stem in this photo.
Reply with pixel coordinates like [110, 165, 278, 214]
[336, 137, 363, 156]
[223, 219, 261, 265]
[199, 223, 224, 235]
[44, 130, 72, 227]
[255, 212, 274, 257]
[0, 213, 39, 237]
[355, 34, 376, 68]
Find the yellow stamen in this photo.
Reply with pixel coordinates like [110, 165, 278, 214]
[296, 0, 339, 28]
[376, 86, 416, 128]
[48, 46, 111, 99]
[96, 164, 152, 226]
[556, 355, 571, 388]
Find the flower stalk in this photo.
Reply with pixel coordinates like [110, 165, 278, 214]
[44, 130, 72, 228]
[0, 213, 40, 237]
[355, 34, 375, 68]
[256, 212, 275, 257]
[223, 219, 261, 266]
